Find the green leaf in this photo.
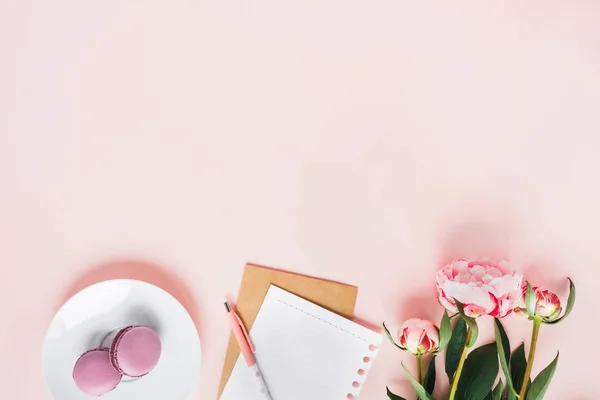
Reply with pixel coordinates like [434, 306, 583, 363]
[494, 318, 510, 364]
[546, 278, 576, 324]
[423, 355, 437, 395]
[525, 281, 536, 318]
[492, 381, 503, 400]
[383, 322, 404, 350]
[455, 342, 499, 400]
[438, 311, 452, 352]
[510, 343, 529, 395]
[494, 318, 517, 398]
[401, 362, 437, 400]
[455, 300, 479, 347]
[482, 392, 493, 400]
[445, 318, 467, 383]
[526, 352, 559, 400]
[507, 390, 517, 400]
[386, 386, 407, 400]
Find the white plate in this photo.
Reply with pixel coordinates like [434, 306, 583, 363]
[42, 279, 201, 400]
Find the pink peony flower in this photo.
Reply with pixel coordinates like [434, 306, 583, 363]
[514, 285, 562, 321]
[436, 259, 524, 318]
[397, 318, 439, 355]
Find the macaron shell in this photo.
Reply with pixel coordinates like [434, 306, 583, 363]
[109, 327, 131, 373]
[72, 348, 122, 396]
[111, 326, 161, 378]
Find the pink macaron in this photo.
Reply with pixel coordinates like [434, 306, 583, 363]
[109, 325, 162, 378]
[72, 348, 122, 396]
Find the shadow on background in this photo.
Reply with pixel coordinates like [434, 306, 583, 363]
[439, 220, 512, 266]
[520, 259, 569, 294]
[398, 290, 442, 325]
[352, 316, 381, 333]
[59, 259, 203, 338]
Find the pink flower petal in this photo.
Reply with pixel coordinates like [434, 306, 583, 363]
[436, 259, 523, 318]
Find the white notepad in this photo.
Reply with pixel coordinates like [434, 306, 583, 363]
[220, 285, 382, 400]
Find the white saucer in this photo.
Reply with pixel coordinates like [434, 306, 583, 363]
[42, 279, 201, 400]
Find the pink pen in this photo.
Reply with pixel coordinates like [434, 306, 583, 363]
[224, 302, 273, 400]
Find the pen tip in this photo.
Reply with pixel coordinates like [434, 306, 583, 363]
[224, 302, 231, 312]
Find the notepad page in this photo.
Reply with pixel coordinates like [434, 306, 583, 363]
[220, 285, 382, 400]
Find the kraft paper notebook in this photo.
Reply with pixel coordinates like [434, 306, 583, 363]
[220, 285, 383, 400]
[217, 263, 359, 398]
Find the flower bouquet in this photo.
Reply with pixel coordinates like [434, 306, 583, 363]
[384, 259, 576, 400]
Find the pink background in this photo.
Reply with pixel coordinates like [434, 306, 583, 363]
[1, 1, 598, 399]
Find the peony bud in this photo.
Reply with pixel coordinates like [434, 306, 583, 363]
[398, 318, 440, 355]
[514, 285, 562, 322]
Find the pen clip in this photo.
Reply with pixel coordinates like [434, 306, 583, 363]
[233, 311, 255, 353]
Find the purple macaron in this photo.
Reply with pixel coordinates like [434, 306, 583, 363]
[72, 348, 122, 396]
[109, 326, 162, 378]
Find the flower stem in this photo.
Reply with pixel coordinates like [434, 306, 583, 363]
[417, 354, 423, 385]
[448, 328, 472, 400]
[519, 316, 542, 399]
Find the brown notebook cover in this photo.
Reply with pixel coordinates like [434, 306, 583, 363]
[217, 263, 359, 398]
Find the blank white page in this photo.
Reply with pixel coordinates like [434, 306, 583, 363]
[220, 285, 382, 400]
